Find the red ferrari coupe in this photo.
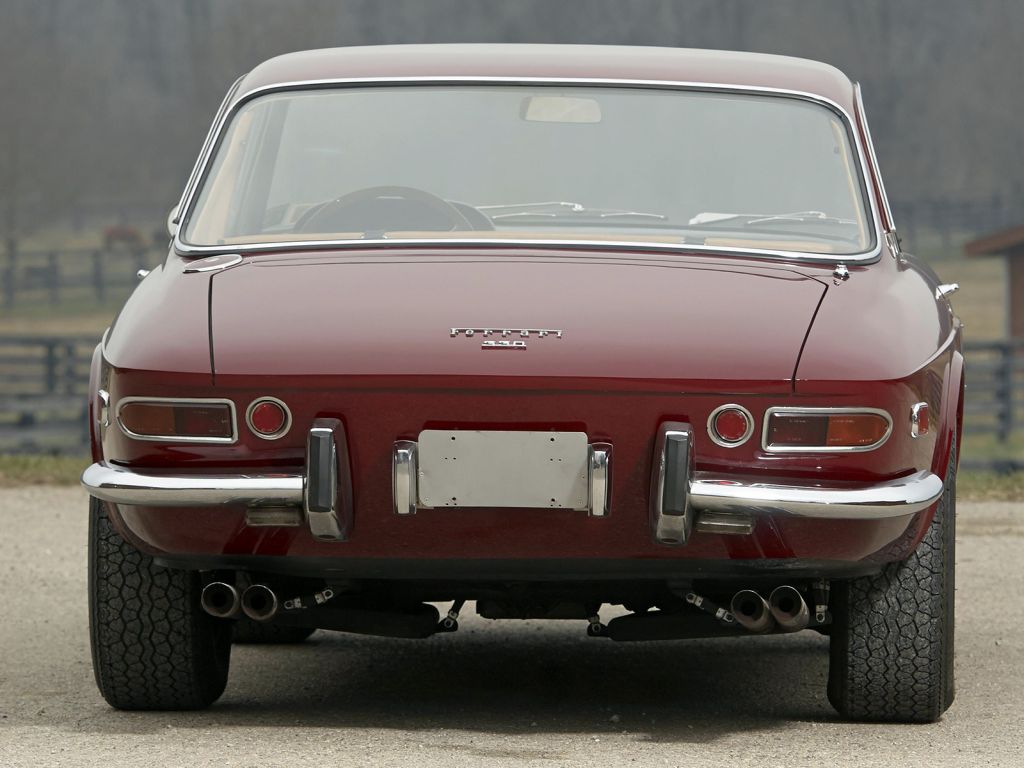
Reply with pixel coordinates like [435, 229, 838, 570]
[83, 45, 961, 722]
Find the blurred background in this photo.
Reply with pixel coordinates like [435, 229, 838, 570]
[1, 0, 1022, 480]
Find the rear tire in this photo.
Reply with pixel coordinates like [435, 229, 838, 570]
[89, 497, 231, 710]
[827, 441, 956, 722]
[233, 620, 315, 644]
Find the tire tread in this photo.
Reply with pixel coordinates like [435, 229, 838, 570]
[89, 498, 230, 710]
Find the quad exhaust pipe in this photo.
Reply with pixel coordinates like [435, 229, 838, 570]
[201, 582, 281, 622]
[729, 586, 811, 633]
[768, 585, 810, 632]
[200, 582, 241, 619]
[730, 589, 775, 633]
[241, 584, 279, 622]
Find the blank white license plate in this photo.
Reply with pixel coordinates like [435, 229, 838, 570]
[417, 430, 589, 509]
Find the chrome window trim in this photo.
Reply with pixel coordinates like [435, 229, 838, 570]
[761, 406, 893, 454]
[173, 76, 884, 265]
[853, 82, 895, 233]
[173, 75, 245, 227]
[115, 396, 238, 444]
[706, 403, 756, 448]
[245, 396, 293, 440]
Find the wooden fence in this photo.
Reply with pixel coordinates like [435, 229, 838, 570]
[2, 244, 161, 310]
[961, 339, 1024, 471]
[0, 335, 97, 454]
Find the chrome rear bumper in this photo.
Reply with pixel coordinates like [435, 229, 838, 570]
[82, 461, 942, 531]
[82, 464, 304, 507]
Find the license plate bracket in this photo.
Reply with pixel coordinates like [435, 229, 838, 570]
[417, 430, 590, 509]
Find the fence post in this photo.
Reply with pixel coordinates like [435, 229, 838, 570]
[937, 200, 952, 255]
[62, 341, 76, 395]
[4, 239, 16, 309]
[48, 251, 60, 305]
[91, 249, 105, 303]
[997, 343, 1013, 443]
[44, 340, 57, 395]
[902, 205, 917, 252]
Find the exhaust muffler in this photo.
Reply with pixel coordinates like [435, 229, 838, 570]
[768, 585, 810, 632]
[729, 590, 774, 633]
[241, 584, 279, 622]
[201, 581, 241, 619]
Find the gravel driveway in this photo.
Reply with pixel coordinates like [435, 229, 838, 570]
[0, 487, 1020, 767]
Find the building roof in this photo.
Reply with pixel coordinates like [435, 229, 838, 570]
[234, 44, 857, 109]
[965, 225, 1024, 257]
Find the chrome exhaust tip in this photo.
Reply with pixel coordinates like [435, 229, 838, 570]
[768, 585, 810, 632]
[730, 589, 774, 633]
[241, 584, 279, 622]
[201, 581, 240, 619]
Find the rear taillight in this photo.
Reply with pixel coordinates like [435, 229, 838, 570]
[246, 397, 291, 439]
[117, 398, 236, 442]
[763, 408, 891, 452]
[707, 404, 754, 447]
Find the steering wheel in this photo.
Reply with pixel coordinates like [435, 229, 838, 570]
[294, 185, 477, 235]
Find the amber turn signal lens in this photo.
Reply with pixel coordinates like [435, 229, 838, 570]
[825, 414, 889, 447]
[765, 410, 890, 451]
[118, 400, 235, 441]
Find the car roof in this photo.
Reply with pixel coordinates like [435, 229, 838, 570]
[233, 44, 857, 111]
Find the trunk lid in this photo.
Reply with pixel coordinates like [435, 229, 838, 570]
[210, 250, 825, 392]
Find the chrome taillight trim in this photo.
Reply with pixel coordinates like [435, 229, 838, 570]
[245, 396, 293, 440]
[115, 396, 238, 444]
[761, 406, 893, 454]
[173, 76, 884, 266]
[706, 403, 755, 448]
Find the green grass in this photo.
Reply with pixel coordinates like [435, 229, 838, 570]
[961, 431, 1024, 467]
[0, 455, 88, 487]
[958, 471, 1024, 501]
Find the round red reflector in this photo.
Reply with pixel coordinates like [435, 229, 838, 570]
[709, 405, 753, 446]
[248, 399, 288, 437]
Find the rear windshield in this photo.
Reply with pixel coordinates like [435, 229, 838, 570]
[182, 85, 876, 256]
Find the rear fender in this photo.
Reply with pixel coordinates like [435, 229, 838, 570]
[933, 346, 964, 478]
[87, 341, 104, 463]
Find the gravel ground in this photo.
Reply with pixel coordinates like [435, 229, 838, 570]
[0, 487, 1021, 767]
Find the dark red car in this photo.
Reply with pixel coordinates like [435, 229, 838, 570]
[83, 45, 961, 721]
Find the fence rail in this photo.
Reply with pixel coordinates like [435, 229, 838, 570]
[2, 245, 161, 310]
[1, 335, 1023, 464]
[0, 335, 97, 453]
[961, 339, 1024, 471]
